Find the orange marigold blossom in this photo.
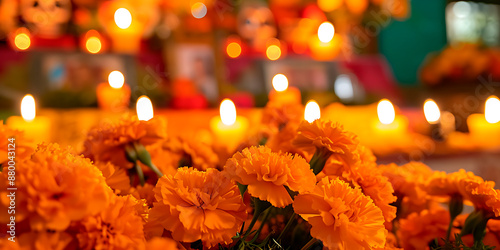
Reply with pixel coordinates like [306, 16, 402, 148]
[0, 143, 111, 231]
[397, 209, 452, 250]
[129, 183, 156, 208]
[149, 168, 247, 247]
[261, 101, 304, 133]
[349, 164, 397, 223]
[293, 177, 387, 250]
[266, 122, 306, 156]
[379, 162, 436, 217]
[224, 146, 316, 207]
[319, 145, 397, 223]
[425, 169, 500, 218]
[293, 120, 360, 174]
[318, 144, 375, 179]
[75, 195, 146, 250]
[0, 123, 34, 165]
[425, 169, 485, 197]
[0, 231, 73, 250]
[95, 161, 131, 194]
[156, 136, 220, 171]
[82, 115, 167, 169]
[146, 237, 180, 250]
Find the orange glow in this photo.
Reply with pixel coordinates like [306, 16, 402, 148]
[86, 36, 102, 54]
[226, 42, 242, 58]
[14, 28, 31, 51]
[485, 96, 500, 124]
[318, 0, 342, 12]
[346, 0, 368, 14]
[377, 99, 396, 125]
[266, 45, 281, 61]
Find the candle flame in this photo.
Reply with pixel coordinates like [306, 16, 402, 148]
[266, 45, 281, 61]
[424, 99, 441, 124]
[108, 71, 125, 89]
[136, 96, 154, 121]
[485, 96, 500, 124]
[220, 99, 237, 126]
[272, 74, 289, 92]
[304, 100, 321, 123]
[86, 36, 102, 54]
[191, 2, 207, 19]
[377, 99, 395, 125]
[114, 8, 132, 29]
[318, 21, 335, 43]
[14, 28, 31, 51]
[21, 94, 36, 122]
[226, 42, 242, 58]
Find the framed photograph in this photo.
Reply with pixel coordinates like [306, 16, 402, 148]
[29, 51, 135, 93]
[260, 58, 339, 93]
[170, 44, 218, 102]
[27, 51, 135, 107]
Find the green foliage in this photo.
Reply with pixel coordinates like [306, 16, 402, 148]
[432, 234, 496, 250]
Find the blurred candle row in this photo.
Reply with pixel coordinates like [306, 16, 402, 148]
[4, 80, 500, 152]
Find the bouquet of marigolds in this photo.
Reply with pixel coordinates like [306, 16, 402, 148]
[1, 101, 500, 250]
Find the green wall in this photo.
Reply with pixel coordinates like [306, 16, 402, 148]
[379, 0, 448, 85]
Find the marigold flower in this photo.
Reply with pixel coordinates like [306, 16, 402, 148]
[319, 145, 397, 223]
[464, 181, 500, 218]
[425, 169, 485, 197]
[397, 209, 450, 250]
[146, 237, 180, 250]
[425, 169, 500, 217]
[224, 146, 316, 207]
[82, 116, 167, 169]
[293, 120, 360, 174]
[349, 165, 397, 223]
[157, 136, 220, 171]
[95, 161, 131, 193]
[0, 231, 73, 250]
[129, 183, 156, 207]
[150, 168, 247, 247]
[293, 177, 387, 250]
[75, 195, 146, 250]
[261, 101, 304, 133]
[379, 162, 435, 217]
[266, 123, 306, 156]
[0, 143, 111, 231]
[0, 124, 34, 165]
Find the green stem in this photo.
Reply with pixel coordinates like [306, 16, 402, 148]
[135, 162, 145, 186]
[309, 149, 332, 175]
[277, 212, 296, 241]
[445, 219, 454, 243]
[301, 238, 318, 250]
[248, 207, 272, 243]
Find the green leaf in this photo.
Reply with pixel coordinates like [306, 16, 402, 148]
[134, 142, 163, 177]
[238, 183, 248, 200]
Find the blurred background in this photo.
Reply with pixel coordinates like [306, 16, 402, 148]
[1, 0, 500, 162]
[2, 0, 499, 111]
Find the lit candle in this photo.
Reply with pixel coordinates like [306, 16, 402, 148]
[268, 74, 302, 104]
[7, 94, 51, 143]
[82, 30, 104, 54]
[304, 100, 321, 123]
[11, 27, 31, 51]
[108, 7, 142, 54]
[467, 96, 500, 149]
[309, 22, 342, 61]
[136, 95, 154, 121]
[423, 99, 443, 141]
[209, 99, 249, 152]
[373, 99, 409, 140]
[96, 71, 131, 112]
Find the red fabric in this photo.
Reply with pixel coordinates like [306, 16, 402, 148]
[340, 55, 402, 104]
